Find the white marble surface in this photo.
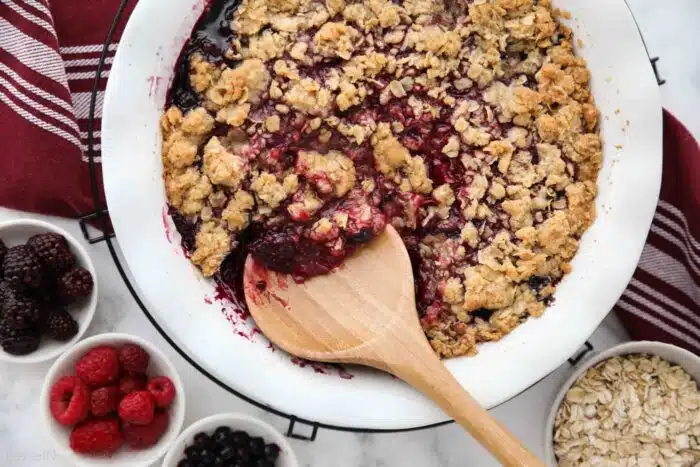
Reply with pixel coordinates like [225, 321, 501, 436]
[0, 1, 698, 465]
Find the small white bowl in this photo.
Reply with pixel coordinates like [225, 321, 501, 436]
[162, 413, 299, 467]
[40, 333, 186, 467]
[0, 218, 98, 363]
[544, 341, 700, 466]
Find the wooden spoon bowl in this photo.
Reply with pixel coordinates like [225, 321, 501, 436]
[244, 226, 544, 466]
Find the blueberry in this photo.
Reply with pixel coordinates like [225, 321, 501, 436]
[249, 437, 265, 457]
[231, 431, 250, 447]
[218, 20, 230, 34]
[219, 445, 236, 460]
[194, 432, 213, 448]
[177, 460, 193, 467]
[347, 227, 373, 244]
[211, 456, 225, 466]
[198, 448, 214, 463]
[235, 446, 252, 463]
[213, 426, 232, 445]
[264, 444, 280, 460]
[471, 308, 494, 321]
[256, 460, 274, 467]
[527, 275, 550, 292]
[185, 445, 201, 460]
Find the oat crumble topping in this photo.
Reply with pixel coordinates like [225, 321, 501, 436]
[162, 0, 602, 358]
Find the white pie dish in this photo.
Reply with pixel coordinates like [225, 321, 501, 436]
[0, 219, 98, 364]
[543, 341, 700, 466]
[101, 0, 663, 429]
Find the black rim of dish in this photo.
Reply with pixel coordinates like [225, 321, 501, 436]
[85, 0, 656, 437]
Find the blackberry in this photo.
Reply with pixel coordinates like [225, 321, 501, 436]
[2, 294, 40, 329]
[57, 267, 94, 303]
[27, 233, 75, 274]
[2, 245, 43, 290]
[43, 308, 78, 341]
[0, 320, 40, 355]
[0, 281, 12, 307]
[0, 239, 6, 273]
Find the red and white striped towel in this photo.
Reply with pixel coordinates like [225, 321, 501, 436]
[1, 1, 698, 355]
[0, 0, 135, 217]
[614, 111, 700, 355]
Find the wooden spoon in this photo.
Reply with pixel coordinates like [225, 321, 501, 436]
[243, 225, 544, 466]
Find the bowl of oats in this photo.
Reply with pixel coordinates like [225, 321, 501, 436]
[545, 341, 700, 466]
[101, 0, 663, 429]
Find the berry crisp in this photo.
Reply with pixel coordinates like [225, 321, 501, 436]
[161, 0, 602, 358]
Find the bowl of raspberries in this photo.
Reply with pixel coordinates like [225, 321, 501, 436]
[0, 219, 97, 362]
[40, 333, 186, 467]
[162, 413, 299, 467]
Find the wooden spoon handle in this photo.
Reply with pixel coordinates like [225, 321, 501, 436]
[385, 337, 544, 466]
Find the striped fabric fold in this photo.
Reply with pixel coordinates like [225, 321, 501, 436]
[614, 111, 700, 356]
[0, 0, 135, 218]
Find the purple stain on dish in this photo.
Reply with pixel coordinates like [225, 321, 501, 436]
[161, 206, 173, 244]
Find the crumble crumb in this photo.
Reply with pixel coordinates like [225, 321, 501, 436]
[313, 22, 360, 60]
[297, 150, 357, 197]
[284, 78, 332, 116]
[222, 190, 255, 231]
[205, 59, 270, 109]
[251, 171, 292, 210]
[203, 137, 248, 188]
[191, 221, 231, 277]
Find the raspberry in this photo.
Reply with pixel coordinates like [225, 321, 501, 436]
[2, 293, 40, 329]
[57, 267, 94, 303]
[118, 391, 155, 425]
[70, 417, 123, 456]
[122, 411, 169, 449]
[43, 308, 78, 341]
[76, 346, 120, 387]
[2, 245, 43, 290]
[147, 376, 176, 409]
[27, 233, 75, 275]
[90, 385, 120, 417]
[117, 343, 150, 374]
[119, 373, 147, 395]
[0, 322, 40, 355]
[49, 376, 90, 425]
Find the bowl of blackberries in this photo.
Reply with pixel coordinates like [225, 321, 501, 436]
[0, 219, 97, 362]
[162, 413, 299, 467]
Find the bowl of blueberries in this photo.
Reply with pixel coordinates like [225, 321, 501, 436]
[162, 413, 298, 467]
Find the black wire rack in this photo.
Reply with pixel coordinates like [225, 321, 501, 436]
[78, 0, 665, 440]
